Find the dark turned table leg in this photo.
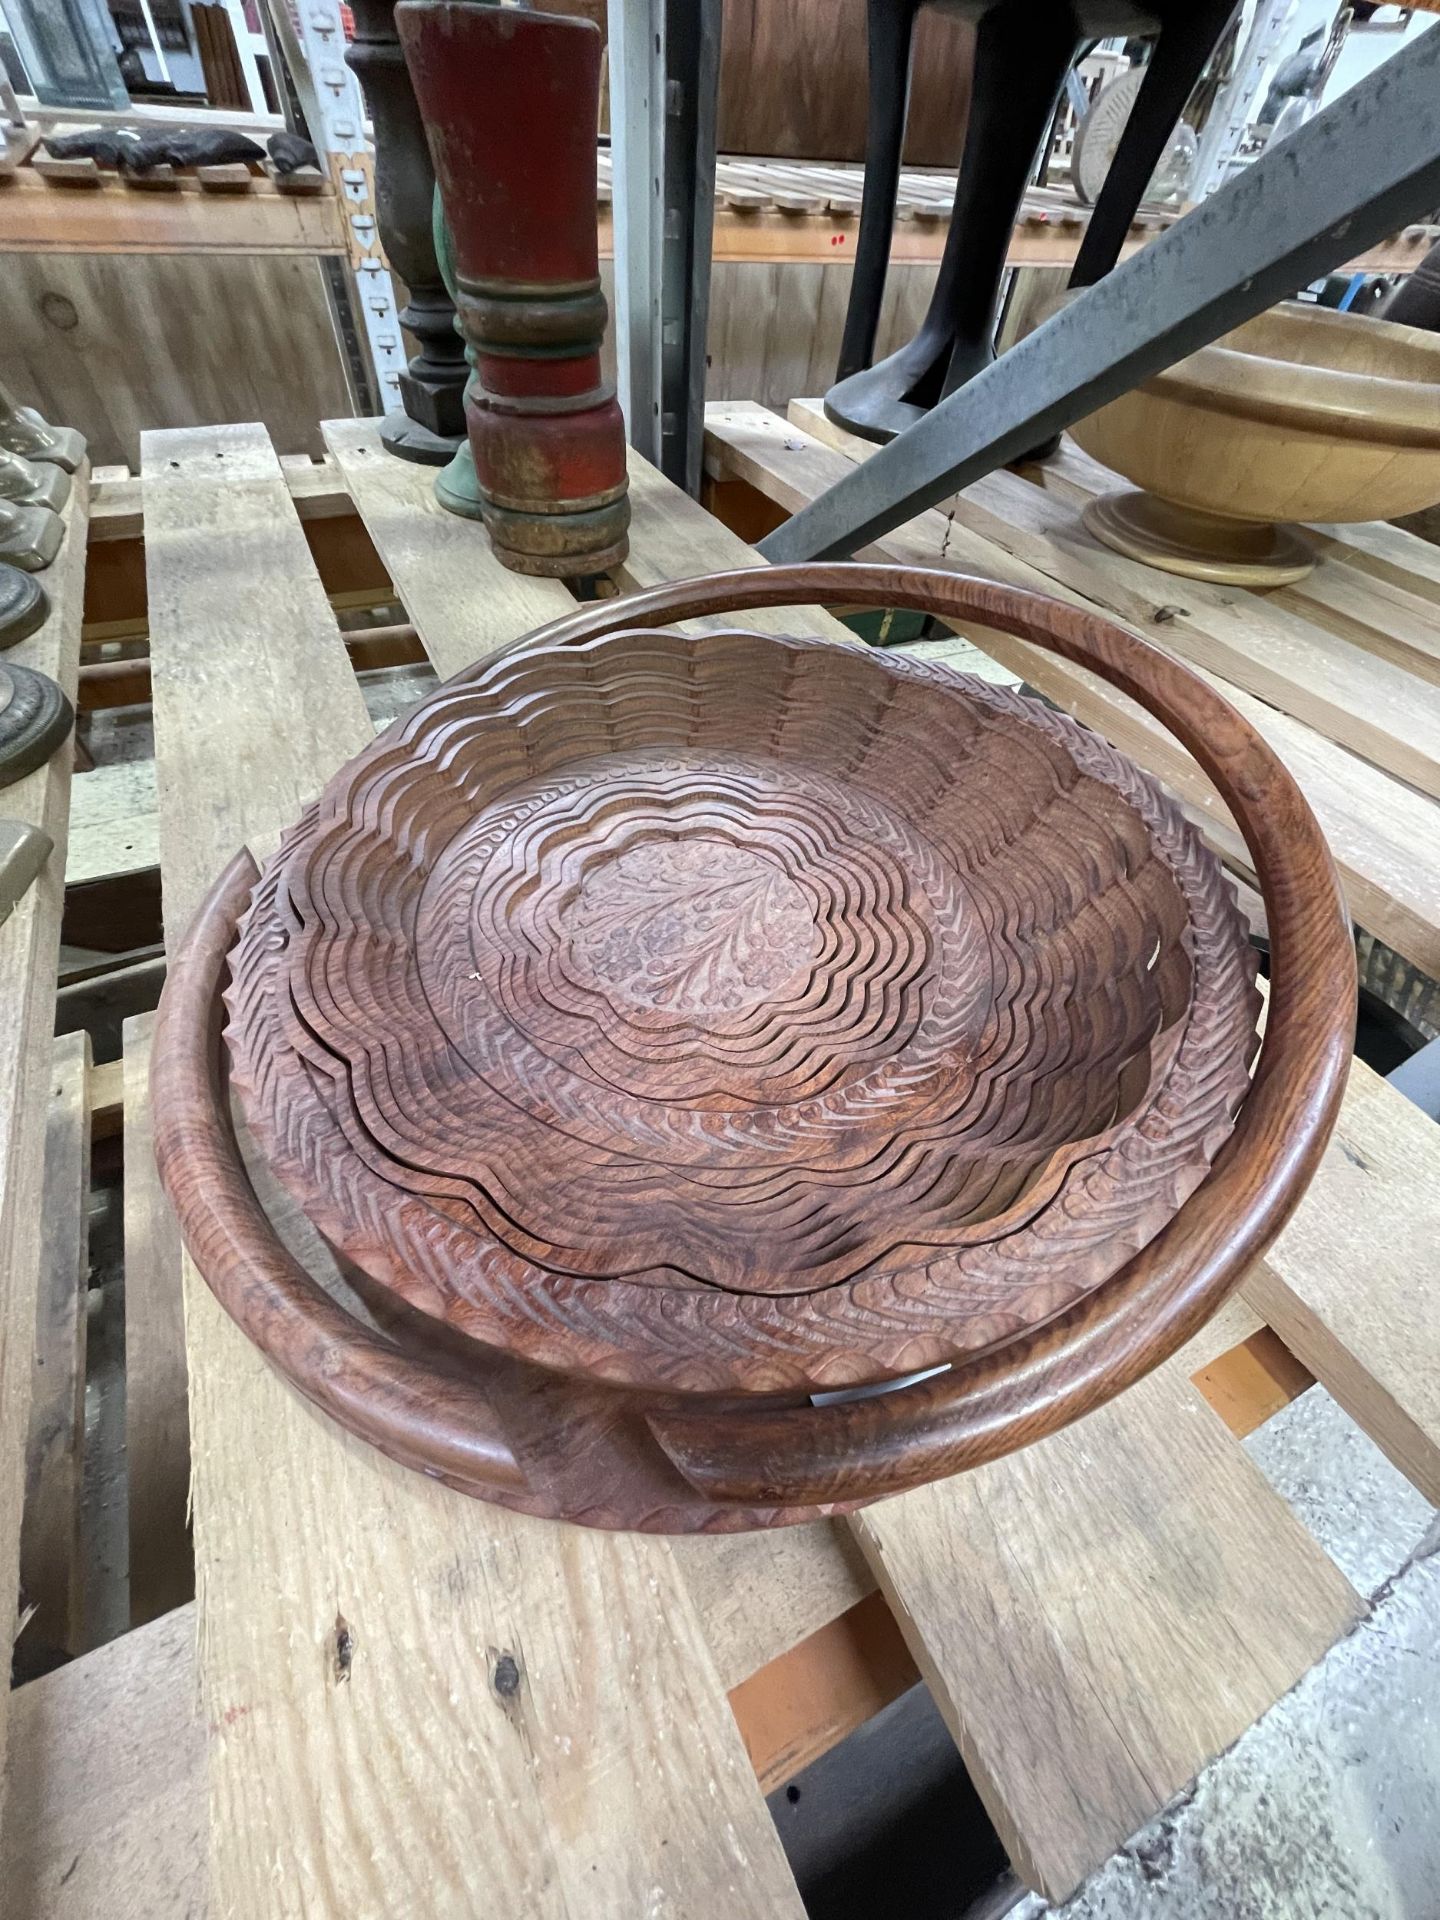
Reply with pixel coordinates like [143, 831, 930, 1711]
[346, 0, 467, 465]
[826, 0, 1082, 444]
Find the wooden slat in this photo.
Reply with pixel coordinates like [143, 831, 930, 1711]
[322, 420, 572, 677]
[325, 416, 886, 1726]
[19, 1030, 92, 1661]
[622, 426, 1359, 1899]
[1282, 564, 1440, 687]
[89, 454, 352, 543]
[790, 404, 1440, 801]
[0, 467, 89, 1822]
[0, 1603, 203, 1920]
[709, 401, 1440, 980]
[1246, 1058, 1440, 1506]
[621, 446, 866, 653]
[144, 420, 801, 1918]
[855, 1364, 1358, 1902]
[0, 1284, 1291, 1920]
[671, 1523, 875, 1692]
[123, 1011, 192, 1627]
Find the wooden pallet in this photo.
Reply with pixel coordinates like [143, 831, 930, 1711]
[5, 418, 1440, 1917]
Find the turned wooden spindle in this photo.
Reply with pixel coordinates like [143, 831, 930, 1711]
[397, 0, 630, 574]
[344, 0, 468, 464]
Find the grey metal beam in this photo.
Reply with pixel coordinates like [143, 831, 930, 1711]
[607, 0, 720, 494]
[608, 0, 665, 467]
[760, 28, 1440, 565]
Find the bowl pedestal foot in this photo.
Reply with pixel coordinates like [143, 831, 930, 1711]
[1083, 489, 1316, 587]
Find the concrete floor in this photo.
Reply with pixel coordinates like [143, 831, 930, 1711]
[774, 1388, 1440, 1920]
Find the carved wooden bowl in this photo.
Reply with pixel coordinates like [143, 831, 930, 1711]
[153, 565, 1355, 1531]
[1071, 301, 1440, 586]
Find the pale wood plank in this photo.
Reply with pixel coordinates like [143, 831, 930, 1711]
[705, 401, 1440, 980]
[1282, 562, 1440, 687]
[1173, 1290, 1266, 1377]
[788, 403, 1440, 800]
[855, 1367, 1359, 1902]
[19, 1031, 92, 1661]
[0, 1604, 204, 1920]
[0, 467, 89, 1822]
[123, 1011, 192, 1627]
[620, 447, 862, 647]
[671, 1524, 875, 1691]
[144, 420, 802, 1919]
[89, 452, 352, 543]
[1246, 1058, 1440, 1506]
[67, 759, 160, 886]
[323, 418, 571, 679]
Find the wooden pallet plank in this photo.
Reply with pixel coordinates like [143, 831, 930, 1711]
[323, 419, 572, 678]
[701, 406, 1368, 1898]
[1281, 563, 1440, 687]
[5, 165, 347, 256]
[19, 1030, 92, 1662]
[0, 1288, 1292, 1920]
[671, 1523, 875, 1692]
[708, 401, 1440, 980]
[123, 1011, 192, 1627]
[0, 467, 89, 1821]
[620, 445, 862, 649]
[143, 420, 801, 1919]
[854, 1367, 1359, 1902]
[1246, 1057, 1440, 1506]
[89, 454, 352, 543]
[1028, 436, 1440, 686]
[789, 406, 1440, 800]
[0, 1603, 203, 1920]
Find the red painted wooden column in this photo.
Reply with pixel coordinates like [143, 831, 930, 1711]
[397, 1, 630, 576]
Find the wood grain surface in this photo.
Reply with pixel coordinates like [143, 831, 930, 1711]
[855, 1364, 1360, 1901]
[143, 420, 801, 1916]
[0, 255, 352, 470]
[19, 1030, 92, 1663]
[1247, 1056, 1440, 1506]
[324, 420, 571, 673]
[1, 1604, 205, 1920]
[123, 1011, 193, 1627]
[0, 466, 88, 1829]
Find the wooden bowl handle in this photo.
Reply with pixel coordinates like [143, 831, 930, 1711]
[477, 565, 1354, 1508]
[152, 850, 528, 1501]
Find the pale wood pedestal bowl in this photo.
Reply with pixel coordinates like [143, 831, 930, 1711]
[152, 565, 1355, 1532]
[1071, 302, 1440, 586]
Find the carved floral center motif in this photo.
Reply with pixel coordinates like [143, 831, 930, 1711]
[560, 837, 817, 1016]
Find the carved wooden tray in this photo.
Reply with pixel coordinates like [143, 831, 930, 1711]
[153, 565, 1356, 1531]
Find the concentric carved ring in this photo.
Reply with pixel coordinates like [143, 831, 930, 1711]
[153, 565, 1355, 1530]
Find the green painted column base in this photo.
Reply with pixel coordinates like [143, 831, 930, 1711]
[432, 188, 488, 522]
